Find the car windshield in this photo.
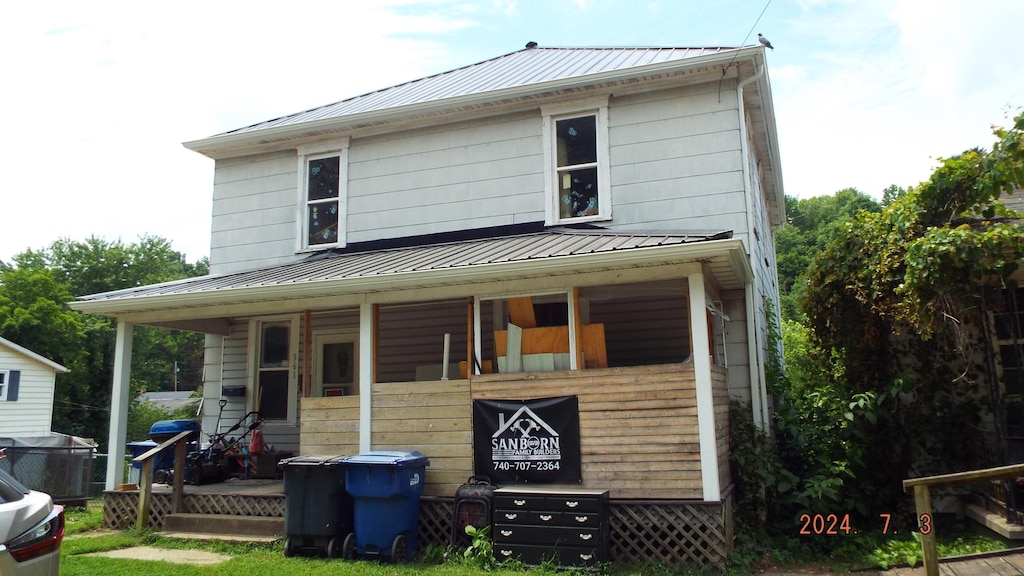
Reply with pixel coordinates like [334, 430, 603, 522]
[0, 466, 29, 503]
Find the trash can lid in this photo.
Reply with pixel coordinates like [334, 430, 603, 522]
[127, 440, 158, 447]
[343, 450, 429, 468]
[278, 455, 347, 467]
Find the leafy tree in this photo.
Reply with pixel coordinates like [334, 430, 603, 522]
[0, 236, 208, 449]
[799, 112, 1024, 516]
[776, 189, 881, 320]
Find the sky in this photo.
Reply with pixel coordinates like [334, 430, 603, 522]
[1, 0, 1022, 265]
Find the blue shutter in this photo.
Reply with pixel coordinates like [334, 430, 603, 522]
[7, 370, 19, 401]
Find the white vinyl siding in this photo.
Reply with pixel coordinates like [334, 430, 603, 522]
[347, 111, 545, 243]
[205, 81, 753, 276]
[0, 350, 57, 437]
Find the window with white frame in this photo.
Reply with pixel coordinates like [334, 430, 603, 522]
[0, 370, 7, 401]
[543, 98, 611, 225]
[253, 318, 299, 423]
[995, 288, 1024, 396]
[298, 139, 349, 251]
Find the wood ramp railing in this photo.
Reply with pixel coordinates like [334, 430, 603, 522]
[903, 463, 1024, 576]
[131, 430, 194, 528]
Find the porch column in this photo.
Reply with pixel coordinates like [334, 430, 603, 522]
[687, 271, 721, 501]
[105, 321, 134, 491]
[358, 303, 373, 453]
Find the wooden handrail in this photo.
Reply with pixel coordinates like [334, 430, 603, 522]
[132, 429, 194, 529]
[903, 463, 1024, 576]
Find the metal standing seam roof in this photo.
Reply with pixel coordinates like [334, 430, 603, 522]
[216, 46, 737, 138]
[74, 228, 733, 304]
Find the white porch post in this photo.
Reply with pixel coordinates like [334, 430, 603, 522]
[688, 271, 721, 502]
[358, 303, 373, 453]
[105, 321, 134, 491]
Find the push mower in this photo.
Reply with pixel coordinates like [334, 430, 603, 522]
[150, 399, 265, 485]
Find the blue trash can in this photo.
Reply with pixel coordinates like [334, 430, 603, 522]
[127, 441, 175, 475]
[343, 450, 429, 562]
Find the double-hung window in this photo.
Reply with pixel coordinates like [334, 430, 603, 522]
[995, 287, 1024, 396]
[0, 370, 7, 401]
[297, 139, 349, 251]
[543, 97, 611, 225]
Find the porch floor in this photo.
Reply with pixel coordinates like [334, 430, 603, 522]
[143, 477, 284, 496]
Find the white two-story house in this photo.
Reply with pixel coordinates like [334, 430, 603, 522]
[73, 43, 784, 568]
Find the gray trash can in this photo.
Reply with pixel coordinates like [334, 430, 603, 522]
[279, 455, 353, 558]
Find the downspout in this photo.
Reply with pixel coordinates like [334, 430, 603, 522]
[736, 62, 770, 430]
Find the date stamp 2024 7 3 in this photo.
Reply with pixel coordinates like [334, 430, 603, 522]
[798, 513, 932, 536]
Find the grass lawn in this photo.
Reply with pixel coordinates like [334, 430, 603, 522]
[57, 500, 1021, 575]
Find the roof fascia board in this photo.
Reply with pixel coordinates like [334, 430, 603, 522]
[71, 238, 750, 318]
[184, 47, 763, 159]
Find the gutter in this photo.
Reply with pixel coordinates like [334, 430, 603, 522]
[183, 47, 765, 159]
[736, 61, 771, 430]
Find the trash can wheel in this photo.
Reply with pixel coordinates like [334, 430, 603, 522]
[391, 533, 408, 563]
[327, 535, 343, 558]
[283, 536, 295, 558]
[343, 532, 357, 560]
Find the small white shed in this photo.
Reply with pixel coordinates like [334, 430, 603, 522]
[0, 337, 69, 438]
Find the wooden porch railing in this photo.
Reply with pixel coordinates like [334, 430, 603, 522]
[131, 430, 194, 528]
[903, 463, 1024, 576]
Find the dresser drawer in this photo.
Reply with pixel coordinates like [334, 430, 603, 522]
[494, 543, 605, 567]
[494, 492, 545, 510]
[494, 524, 602, 547]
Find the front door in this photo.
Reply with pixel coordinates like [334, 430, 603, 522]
[313, 331, 359, 397]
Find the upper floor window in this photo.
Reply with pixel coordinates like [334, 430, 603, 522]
[543, 97, 611, 225]
[297, 138, 349, 251]
[0, 370, 7, 401]
[0, 370, 16, 402]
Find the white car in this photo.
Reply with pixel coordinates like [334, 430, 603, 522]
[0, 465, 64, 576]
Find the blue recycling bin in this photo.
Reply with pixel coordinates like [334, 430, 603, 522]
[127, 441, 175, 472]
[342, 450, 429, 562]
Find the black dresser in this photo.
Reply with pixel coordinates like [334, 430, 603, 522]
[492, 487, 610, 568]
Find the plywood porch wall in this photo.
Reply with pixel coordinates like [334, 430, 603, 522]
[472, 363, 701, 499]
[712, 365, 731, 494]
[298, 364, 712, 500]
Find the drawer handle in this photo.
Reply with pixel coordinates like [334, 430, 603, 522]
[514, 499, 526, 506]
[500, 550, 513, 557]
[575, 516, 588, 523]
[500, 530, 512, 537]
[580, 553, 594, 561]
[566, 500, 579, 508]
[505, 513, 518, 520]
[540, 514, 553, 522]
[579, 533, 593, 541]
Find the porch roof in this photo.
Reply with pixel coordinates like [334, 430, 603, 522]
[70, 228, 751, 326]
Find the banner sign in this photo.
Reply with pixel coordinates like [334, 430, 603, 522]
[472, 395, 582, 484]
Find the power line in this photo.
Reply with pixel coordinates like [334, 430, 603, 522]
[719, 0, 775, 101]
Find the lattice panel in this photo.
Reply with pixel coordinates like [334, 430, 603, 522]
[186, 494, 285, 517]
[419, 497, 454, 549]
[102, 492, 174, 529]
[610, 500, 730, 571]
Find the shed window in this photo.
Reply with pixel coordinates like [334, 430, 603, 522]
[0, 370, 16, 402]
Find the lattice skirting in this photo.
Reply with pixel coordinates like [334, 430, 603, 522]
[102, 491, 286, 531]
[418, 492, 733, 570]
[105, 491, 732, 569]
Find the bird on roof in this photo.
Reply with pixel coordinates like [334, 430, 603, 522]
[758, 34, 774, 50]
[525, 41, 538, 49]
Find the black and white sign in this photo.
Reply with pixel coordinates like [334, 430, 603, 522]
[473, 396, 581, 484]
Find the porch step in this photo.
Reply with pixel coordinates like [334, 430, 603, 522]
[965, 503, 1024, 539]
[162, 513, 285, 540]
